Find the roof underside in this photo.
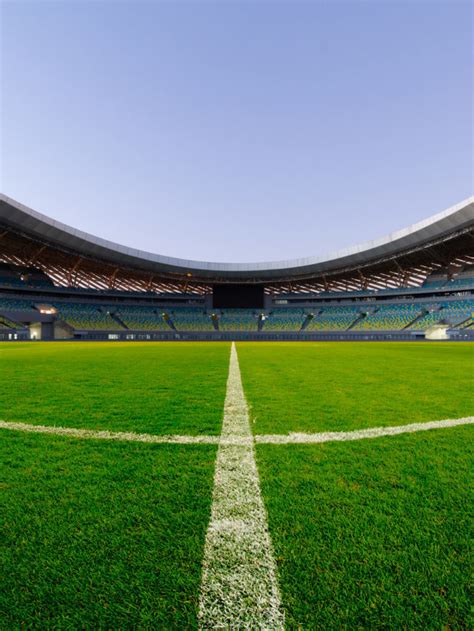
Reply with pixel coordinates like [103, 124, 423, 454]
[0, 194, 473, 293]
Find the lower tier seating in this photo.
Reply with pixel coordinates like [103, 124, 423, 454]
[169, 307, 214, 331]
[54, 303, 119, 330]
[352, 303, 421, 330]
[306, 306, 361, 331]
[218, 309, 260, 331]
[115, 306, 171, 331]
[0, 296, 472, 333]
[263, 309, 306, 331]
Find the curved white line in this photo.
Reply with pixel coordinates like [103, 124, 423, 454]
[0, 417, 472, 445]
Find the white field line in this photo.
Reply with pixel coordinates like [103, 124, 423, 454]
[0, 420, 220, 444]
[198, 342, 285, 630]
[256, 416, 474, 444]
[0, 417, 472, 446]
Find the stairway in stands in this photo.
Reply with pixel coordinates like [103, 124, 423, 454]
[110, 312, 128, 330]
[301, 312, 317, 330]
[0, 315, 17, 329]
[346, 311, 367, 331]
[402, 308, 431, 330]
[458, 317, 474, 330]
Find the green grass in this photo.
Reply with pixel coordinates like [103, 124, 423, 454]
[1, 340, 473, 628]
[257, 426, 473, 629]
[0, 342, 230, 435]
[0, 430, 216, 628]
[237, 342, 474, 433]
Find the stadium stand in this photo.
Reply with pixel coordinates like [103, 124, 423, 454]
[422, 270, 448, 288]
[305, 305, 362, 331]
[115, 305, 171, 331]
[54, 303, 120, 330]
[352, 303, 421, 331]
[0, 263, 53, 289]
[218, 309, 260, 331]
[0, 297, 35, 310]
[263, 309, 306, 331]
[444, 267, 474, 291]
[0, 314, 20, 329]
[0, 268, 25, 288]
[438, 300, 474, 327]
[0, 194, 472, 340]
[0, 294, 472, 336]
[169, 307, 214, 331]
[405, 303, 445, 330]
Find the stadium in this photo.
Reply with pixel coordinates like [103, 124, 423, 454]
[2, 0, 473, 625]
[1, 193, 473, 628]
[1, 193, 473, 342]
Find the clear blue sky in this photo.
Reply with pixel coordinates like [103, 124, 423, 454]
[1, 1, 472, 263]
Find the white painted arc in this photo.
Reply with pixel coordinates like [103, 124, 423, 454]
[0, 417, 472, 445]
[198, 342, 285, 629]
[0, 420, 220, 444]
[256, 416, 474, 444]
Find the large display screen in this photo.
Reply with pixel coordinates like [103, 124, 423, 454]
[212, 284, 264, 309]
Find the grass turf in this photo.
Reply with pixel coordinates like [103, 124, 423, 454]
[237, 342, 474, 433]
[0, 430, 216, 628]
[257, 426, 473, 629]
[1, 340, 472, 627]
[0, 342, 230, 435]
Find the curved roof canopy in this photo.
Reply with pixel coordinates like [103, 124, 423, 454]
[0, 193, 473, 282]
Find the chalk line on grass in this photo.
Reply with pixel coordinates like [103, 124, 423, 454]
[0, 417, 472, 446]
[198, 342, 285, 630]
[0, 420, 220, 444]
[256, 416, 474, 444]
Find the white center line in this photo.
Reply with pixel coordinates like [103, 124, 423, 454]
[198, 342, 285, 629]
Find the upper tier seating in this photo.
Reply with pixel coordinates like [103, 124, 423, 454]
[444, 268, 474, 291]
[0, 263, 53, 289]
[0, 297, 35, 310]
[0, 274, 25, 288]
[422, 270, 448, 289]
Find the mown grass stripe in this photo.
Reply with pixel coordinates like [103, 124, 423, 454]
[198, 342, 285, 629]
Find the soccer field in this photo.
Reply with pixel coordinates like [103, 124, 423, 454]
[1, 341, 472, 628]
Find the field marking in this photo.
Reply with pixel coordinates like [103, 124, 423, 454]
[198, 342, 285, 629]
[0, 421, 220, 444]
[256, 416, 474, 444]
[0, 417, 472, 446]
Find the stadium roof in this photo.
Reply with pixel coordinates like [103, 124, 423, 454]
[0, 193, 473, 293]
